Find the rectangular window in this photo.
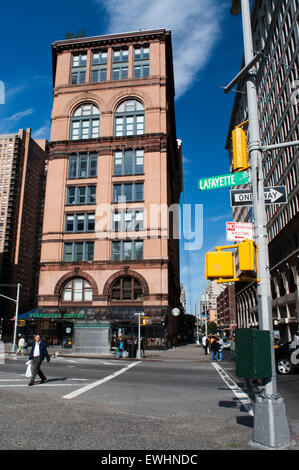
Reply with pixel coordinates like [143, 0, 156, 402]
[87, 214, 95, 231]
[67, 187, 76, 204]
[113, 183, 144, 203]
[78, 187, 86, 204]
[88, 186, 96, 204]
[63, 242, 94, 262]
[71, 52, 87, 85]
[112, 66, 128, 81]
[64, 243, 73, 262]
[113, 49, 128, 63]
[91, 66, 107, 83]
[67, 186, 96, 205]
[111, 240, 144, 261]
[65, 213, 95, 232]
[134, 47, 150, 78]
[134, 63, 150, 79]
[92, 50, 108, 65]
[113, 149, 144, 176]
[68, 153, 97, 179]
[112, 48, 129, 80]
[111, 241, 121, 262]
[65, 215, 74, 232]
[134, 47, 149, 60]
[112, 210, 144, 232]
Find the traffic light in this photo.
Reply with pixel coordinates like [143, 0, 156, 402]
[232, 126, 248, 172]
[205, 239, 258, 283]
[238, 239, 257, 273]
[205, 251, 235, 280]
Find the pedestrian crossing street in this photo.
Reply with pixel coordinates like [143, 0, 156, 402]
[0, 369, 90, 388]
[0, 355, 137, 397]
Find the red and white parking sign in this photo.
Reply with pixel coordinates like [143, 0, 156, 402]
[226, 222, 254, 241]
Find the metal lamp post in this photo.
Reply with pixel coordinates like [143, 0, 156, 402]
[228, 0, 291, 448]
[0, 283, 21, 353]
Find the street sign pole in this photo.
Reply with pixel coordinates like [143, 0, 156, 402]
[12, 283, 21, 353]
[134, 312, 145, 360]
[232, 0, 290, 448]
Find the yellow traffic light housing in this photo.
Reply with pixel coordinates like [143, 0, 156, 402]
[232, 121, 250, 172]
[238, 239, 257, 273]
[205, 239, 259, 283]
[205, 251, 235, 280]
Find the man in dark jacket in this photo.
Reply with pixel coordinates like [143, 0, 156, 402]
[210, 336, 220, 361]
[28, 334, 50, 386]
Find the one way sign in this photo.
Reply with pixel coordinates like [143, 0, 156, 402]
[230, 186, 287, 207]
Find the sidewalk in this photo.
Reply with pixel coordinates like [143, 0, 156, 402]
[5, 341, 211, 362]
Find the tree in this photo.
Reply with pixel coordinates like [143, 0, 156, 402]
[207, 321, 218, 334]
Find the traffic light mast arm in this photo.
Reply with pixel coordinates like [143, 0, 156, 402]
[216, 275, 260, 284]
[215, 242, 239, 252]
[235, 119, 248, 129]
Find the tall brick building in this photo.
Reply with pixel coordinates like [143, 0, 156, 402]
[0, 129, 47, 338]
[36, 29, 183, 352]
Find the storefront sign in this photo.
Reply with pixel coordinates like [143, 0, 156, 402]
[29, 312, 84, 320]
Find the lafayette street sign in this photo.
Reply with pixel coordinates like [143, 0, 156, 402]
[230, 186, 287, 206]
[198, 170, 250, 191]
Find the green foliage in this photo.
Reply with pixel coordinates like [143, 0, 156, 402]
[65, 29, 86, 39]
[200, 321, 218, 334]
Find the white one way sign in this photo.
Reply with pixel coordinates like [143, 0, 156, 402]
[230, 186, 287, 207]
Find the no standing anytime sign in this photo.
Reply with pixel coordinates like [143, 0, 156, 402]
[226, 222, 254, 241]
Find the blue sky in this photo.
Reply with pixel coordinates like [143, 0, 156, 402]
[0, 0, 247, 313]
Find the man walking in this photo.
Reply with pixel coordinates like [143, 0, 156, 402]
[28, 334, 50, 386]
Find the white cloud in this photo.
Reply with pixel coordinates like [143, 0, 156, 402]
[206, 212, 232, 223]
[6, 108, 34, 122]
[100, 0, 224, 98]
[32, 121, 51, 140]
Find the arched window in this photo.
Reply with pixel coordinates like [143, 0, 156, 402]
[110, 276, 143, 301]
[114, 100, 144, 136]
[62, 278, 93, 302]
[70, 103, 100, 140]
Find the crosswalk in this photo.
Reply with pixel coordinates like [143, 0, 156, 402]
[0, 370, 90, 388]
[0, 355, 136, 395]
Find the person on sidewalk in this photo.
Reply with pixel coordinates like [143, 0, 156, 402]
[17, 335, 26, 355]
[202, 334, 208, 355]
[28, 334, 50, 386]
[210, 336, 220, 361]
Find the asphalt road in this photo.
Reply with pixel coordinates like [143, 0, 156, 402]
[0, 347, 298, 454]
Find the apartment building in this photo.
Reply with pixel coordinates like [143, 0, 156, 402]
[35, 29, 183, 352]
[0, 129, 47, 337]
[217, 284, 237, 334]
[226, 0, 299, 342]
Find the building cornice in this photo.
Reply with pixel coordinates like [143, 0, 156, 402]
[52, 29, 170, 52]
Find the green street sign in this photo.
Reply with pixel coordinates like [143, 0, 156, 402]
[198, 171, 250, 191]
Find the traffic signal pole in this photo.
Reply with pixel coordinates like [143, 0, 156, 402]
[229, 0, 291, 449]
[0, 283, 21, 352]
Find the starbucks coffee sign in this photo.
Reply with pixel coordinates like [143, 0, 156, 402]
[29, 312, 84, 320]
